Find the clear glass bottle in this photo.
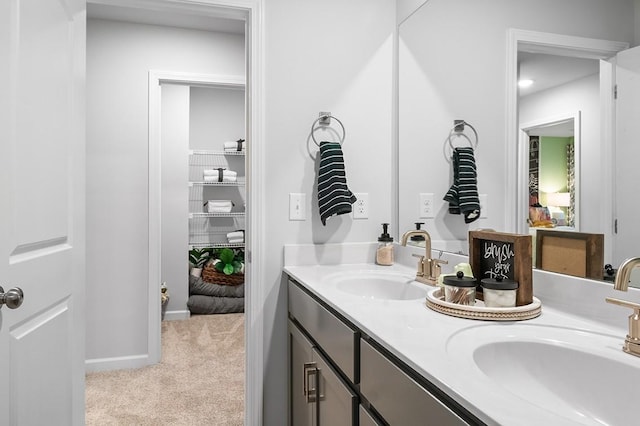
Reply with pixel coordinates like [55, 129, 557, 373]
[443, 271, 477, 305]
[376, 223, 394, 266]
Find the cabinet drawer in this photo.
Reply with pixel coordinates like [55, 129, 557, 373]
[360, 339, 468, 426]
[288, 280, 358, 383]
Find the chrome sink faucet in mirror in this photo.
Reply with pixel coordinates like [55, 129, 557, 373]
[613, 257, 640, 291]
[605, 257, 640, 357]
[400, 229, 447, 285]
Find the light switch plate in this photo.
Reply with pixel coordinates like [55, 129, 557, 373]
[289, 193, 306, 220]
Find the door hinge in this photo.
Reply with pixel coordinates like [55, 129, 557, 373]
[615, 219, 618, 234]
[614, 84, 618, 99]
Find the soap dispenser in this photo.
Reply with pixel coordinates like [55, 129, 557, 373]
[376, 223, 394, 266]
[410, 222, 426, 247]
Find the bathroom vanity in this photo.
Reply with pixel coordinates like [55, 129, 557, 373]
[284, 243, 640, 426]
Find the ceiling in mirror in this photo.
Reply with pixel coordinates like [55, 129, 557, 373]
[518, 53, 599, 96]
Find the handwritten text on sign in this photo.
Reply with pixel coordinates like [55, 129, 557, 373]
[482, 241, 515, 279]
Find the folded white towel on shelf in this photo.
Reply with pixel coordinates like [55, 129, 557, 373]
[205, 200, 234, 213]
[226, 230, 244, 240]
[206, 206, 233, 213]
[206, 200, 233, 207]
[224, 139, 245, 151]
[204, 175, 237, 183]
[227, 238, 244, 244]
[203, 169, 237, 177]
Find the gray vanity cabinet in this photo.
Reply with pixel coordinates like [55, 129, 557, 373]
[287, 277, 481, 426]
[359, 405, 383, 426]
[288, 319, 357, 426]
[360, 338, 468, 426]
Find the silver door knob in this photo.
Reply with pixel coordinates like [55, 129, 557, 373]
[0, 286, 24, 309]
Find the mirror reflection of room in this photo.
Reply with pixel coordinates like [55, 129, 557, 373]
[527, 121, 575, 230]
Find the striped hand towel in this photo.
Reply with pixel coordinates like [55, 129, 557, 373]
[443, 147, 480, 224]
[317, 141, 357, 225]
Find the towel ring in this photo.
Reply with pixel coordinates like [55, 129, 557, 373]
[447, 131, 475, 150]
[447, 120, 478, 150]
[311, 114, 346, 147]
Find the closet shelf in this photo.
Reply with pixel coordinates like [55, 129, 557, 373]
[189, 149, 245, 156]
[189, 242, 245, 249]
[189, 181, 245, 187]
[189, 212, 245, 218]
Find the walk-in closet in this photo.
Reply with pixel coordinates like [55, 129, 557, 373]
[161, 82, 247, 318]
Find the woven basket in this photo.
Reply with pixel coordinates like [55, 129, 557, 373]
[202, 264, 244, 286]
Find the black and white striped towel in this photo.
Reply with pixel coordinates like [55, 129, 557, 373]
[317, 141, 357, 225]
[443, 147, 480, 223]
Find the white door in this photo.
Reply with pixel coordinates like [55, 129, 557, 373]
[0, 0, 86, 425]
[613, 46, 640, 267]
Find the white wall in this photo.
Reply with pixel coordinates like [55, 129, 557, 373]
[86, 18, 244, 364]
[189, 86, 245, 150]
[262, 0, 396, 423]
[160, 84, 190, 317]
[397, 0, 635, 254]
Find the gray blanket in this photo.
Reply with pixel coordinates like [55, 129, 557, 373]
[189, 275, 245, 298]
[187, 295, 244, 314]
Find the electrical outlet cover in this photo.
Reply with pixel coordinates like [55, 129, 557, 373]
[419, 193, 435, 218]
[353, 193, 368, 219]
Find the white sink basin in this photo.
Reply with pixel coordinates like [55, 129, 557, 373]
[446, 324, 639, 425]
[325, 270, 428, 300]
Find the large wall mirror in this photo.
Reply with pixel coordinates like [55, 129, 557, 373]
[397, 0, 639, 281]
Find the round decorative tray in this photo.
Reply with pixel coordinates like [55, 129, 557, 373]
[425, 288, 542, 321]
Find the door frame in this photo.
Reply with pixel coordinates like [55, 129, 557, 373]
[519, 111, 581, 230]
[90, 0, 265, 424]
[148, 70, 246, 348]
[505, 28, 628, 236]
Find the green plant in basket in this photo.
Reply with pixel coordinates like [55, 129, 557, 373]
[214, 248, 244, 275]
[189, 247, 212, 268]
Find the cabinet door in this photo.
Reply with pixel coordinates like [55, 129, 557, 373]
[314, 347, 357, 426]
[289, 320, 316, 426]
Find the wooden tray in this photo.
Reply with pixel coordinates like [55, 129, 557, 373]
[425, 288, 541, 321]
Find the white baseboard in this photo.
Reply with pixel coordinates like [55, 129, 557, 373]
[163, 309, 190, 321]
[85, 354, 150, 373]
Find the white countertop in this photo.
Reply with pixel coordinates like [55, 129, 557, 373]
[284, 243, 636, 425]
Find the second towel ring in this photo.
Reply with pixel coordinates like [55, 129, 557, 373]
[311, 114, 346, 147]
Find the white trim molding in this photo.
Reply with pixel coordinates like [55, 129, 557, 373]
[85, 354, 149, 373]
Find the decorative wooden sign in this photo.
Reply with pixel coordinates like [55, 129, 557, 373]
[469, 230, 533, 306]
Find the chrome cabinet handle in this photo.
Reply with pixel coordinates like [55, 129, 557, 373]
[303, 362, 318, 403]
[0, 286, 24, 309]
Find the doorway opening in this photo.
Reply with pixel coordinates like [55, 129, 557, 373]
[86, 1, 263, 424]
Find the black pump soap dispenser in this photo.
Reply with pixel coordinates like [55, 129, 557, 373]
[376, 223, 394, 266]
[410, 222, 426, 241]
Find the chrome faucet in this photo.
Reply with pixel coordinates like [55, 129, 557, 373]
[606, 257, 640, 357]
[400, 229, 447, 285]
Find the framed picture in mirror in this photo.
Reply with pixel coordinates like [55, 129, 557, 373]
[535, 230, 604, 280]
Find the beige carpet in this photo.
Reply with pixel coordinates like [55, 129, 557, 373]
[86, 313, 245, 426]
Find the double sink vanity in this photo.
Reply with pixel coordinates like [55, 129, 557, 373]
[284, 242, 640, 425]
